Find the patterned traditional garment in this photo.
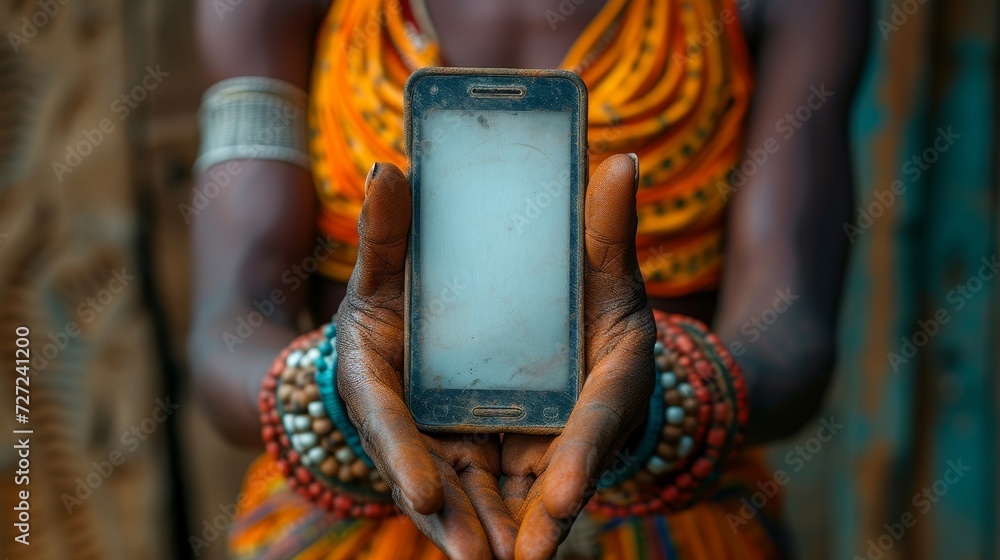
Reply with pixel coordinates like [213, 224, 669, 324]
[230, 0, 787, 558]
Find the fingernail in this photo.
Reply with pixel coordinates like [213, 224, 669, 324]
[626, 153, 639, 192]
[364, 162, 379, 196]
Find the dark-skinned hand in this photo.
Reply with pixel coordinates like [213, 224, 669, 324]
[501, 153, 656, 560]
[336, 154, 655, 560]
[336, 162, 518, 560]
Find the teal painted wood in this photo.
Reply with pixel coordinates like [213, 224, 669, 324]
[920, 0, 997, 558]
[833, 0, 935, 557]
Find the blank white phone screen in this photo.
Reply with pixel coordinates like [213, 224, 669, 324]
[415, 109, 573, 392]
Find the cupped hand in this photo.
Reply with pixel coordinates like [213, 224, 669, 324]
[501, 153, 657, 559]
[336, 162, 518, 560]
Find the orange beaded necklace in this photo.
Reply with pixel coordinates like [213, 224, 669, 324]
[308, 0, 752, 297]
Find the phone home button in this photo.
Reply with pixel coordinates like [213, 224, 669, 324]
[472, 406, 525, 419]
[432, 405, 449, 418]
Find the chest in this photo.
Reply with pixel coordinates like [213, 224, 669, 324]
[421, 0, 608, 68]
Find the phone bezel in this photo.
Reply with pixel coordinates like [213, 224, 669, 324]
[403, 67, 588, 434]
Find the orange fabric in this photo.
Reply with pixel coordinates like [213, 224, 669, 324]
[308, 0, 753, 297]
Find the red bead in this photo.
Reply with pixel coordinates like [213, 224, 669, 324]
[350, 505, 363, 517]
[699, 405, 712, 423]
[286, 477, 298, 489]
[318, 492, 333, 510]
[279, 434, 291, 448]
[363, 503, 381, 518]
[265, 442, 280, 459]
[630, 502, 650, 516]
[648, 498, 663, 512]
[296, 466, 311, 485]
[278, 460, 291, 477]
[708, 428, 727, 449]
[307, 482, 322, 499]
[333, 495, 353, 512]
[714, 403, 730, 423]
[661, 485, 679, 503]
[692, 458, 714, 478]
[261, 425, 275, 443]
[262, 376, 277, 391]
[675, 473, 693, 489]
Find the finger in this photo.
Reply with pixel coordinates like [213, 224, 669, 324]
[351, 162, 411, 299]
[435, 434, 518, 560]
[399, 454, 493, 560]
[541, 362, 652, 520]
[499, 434, 554, 518]
[336, 328, 443, 515]
[584, 153, 641, 292]
[514, 482, 573, 560]
[460, 465, 518, 560]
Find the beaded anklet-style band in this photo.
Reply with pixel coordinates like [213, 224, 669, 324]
[259, 312, 747, 519]
[258, 323, 397, 519]
[592, 310, 749, 516]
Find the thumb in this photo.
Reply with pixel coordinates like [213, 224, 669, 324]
[352, 162, 411, 298]
[585, 153, 640, 282]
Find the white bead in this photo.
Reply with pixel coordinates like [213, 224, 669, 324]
[678, 436, 694, 458]
[678, 383, 695, 399]
[293, 415, 311, 432]
[300, 452, 312, 466]
[335, 447, 355, 464]
[648, 456, 669, 474]
[286, 350, 304, 368]
[660, 372, 677, 389]
[282, 414, 296, 434]
[308, 401, 326, 418]
[296, 432, 317, 450]
[666, 406, 685, 425]
[653, 340, 665, 356]
[308, 446, 328, 464]
[301, 347, 321, 367]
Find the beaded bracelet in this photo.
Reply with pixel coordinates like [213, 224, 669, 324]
[591, 311, 749, 516]
[258, 323, 398, 519]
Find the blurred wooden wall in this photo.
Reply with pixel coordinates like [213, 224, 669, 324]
[0, 1, 256, 559]
[767, 0, 998, 558]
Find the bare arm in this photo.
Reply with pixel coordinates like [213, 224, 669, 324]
[187, 0, 330, 446]
[715, 0, 870, 443]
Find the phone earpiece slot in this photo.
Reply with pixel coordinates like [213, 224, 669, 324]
[470, 86, 526, 99]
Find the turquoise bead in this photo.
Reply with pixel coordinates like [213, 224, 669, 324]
[666, 406, 685, 425]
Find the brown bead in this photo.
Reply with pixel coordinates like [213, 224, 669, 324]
[655, 355, 670, 371]
[350, 459, 369, 479]
[372, 480, 389, 493]
[313, 418, 333, 436]
[633, 470, 654, 485]
[662, 425, 683, 440]
[664, 391, 682, 406]
[657, 442, 679, 460]
[319, 457, 338, 478]
[290, 392, 305, 413]
[303, 384, 321, 403]
[338, 465, 353, 483]
[330, 431, 345, 444]
[281, 367, 297, 382]
[682, 398, 698, 413]
[682, 416, 699, 434]
[277, 384, 294, 404]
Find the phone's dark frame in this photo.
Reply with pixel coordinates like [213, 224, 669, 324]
[403, 67, 588, 434]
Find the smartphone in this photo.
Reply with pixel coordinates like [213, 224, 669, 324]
[403, 67, 587, 434]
